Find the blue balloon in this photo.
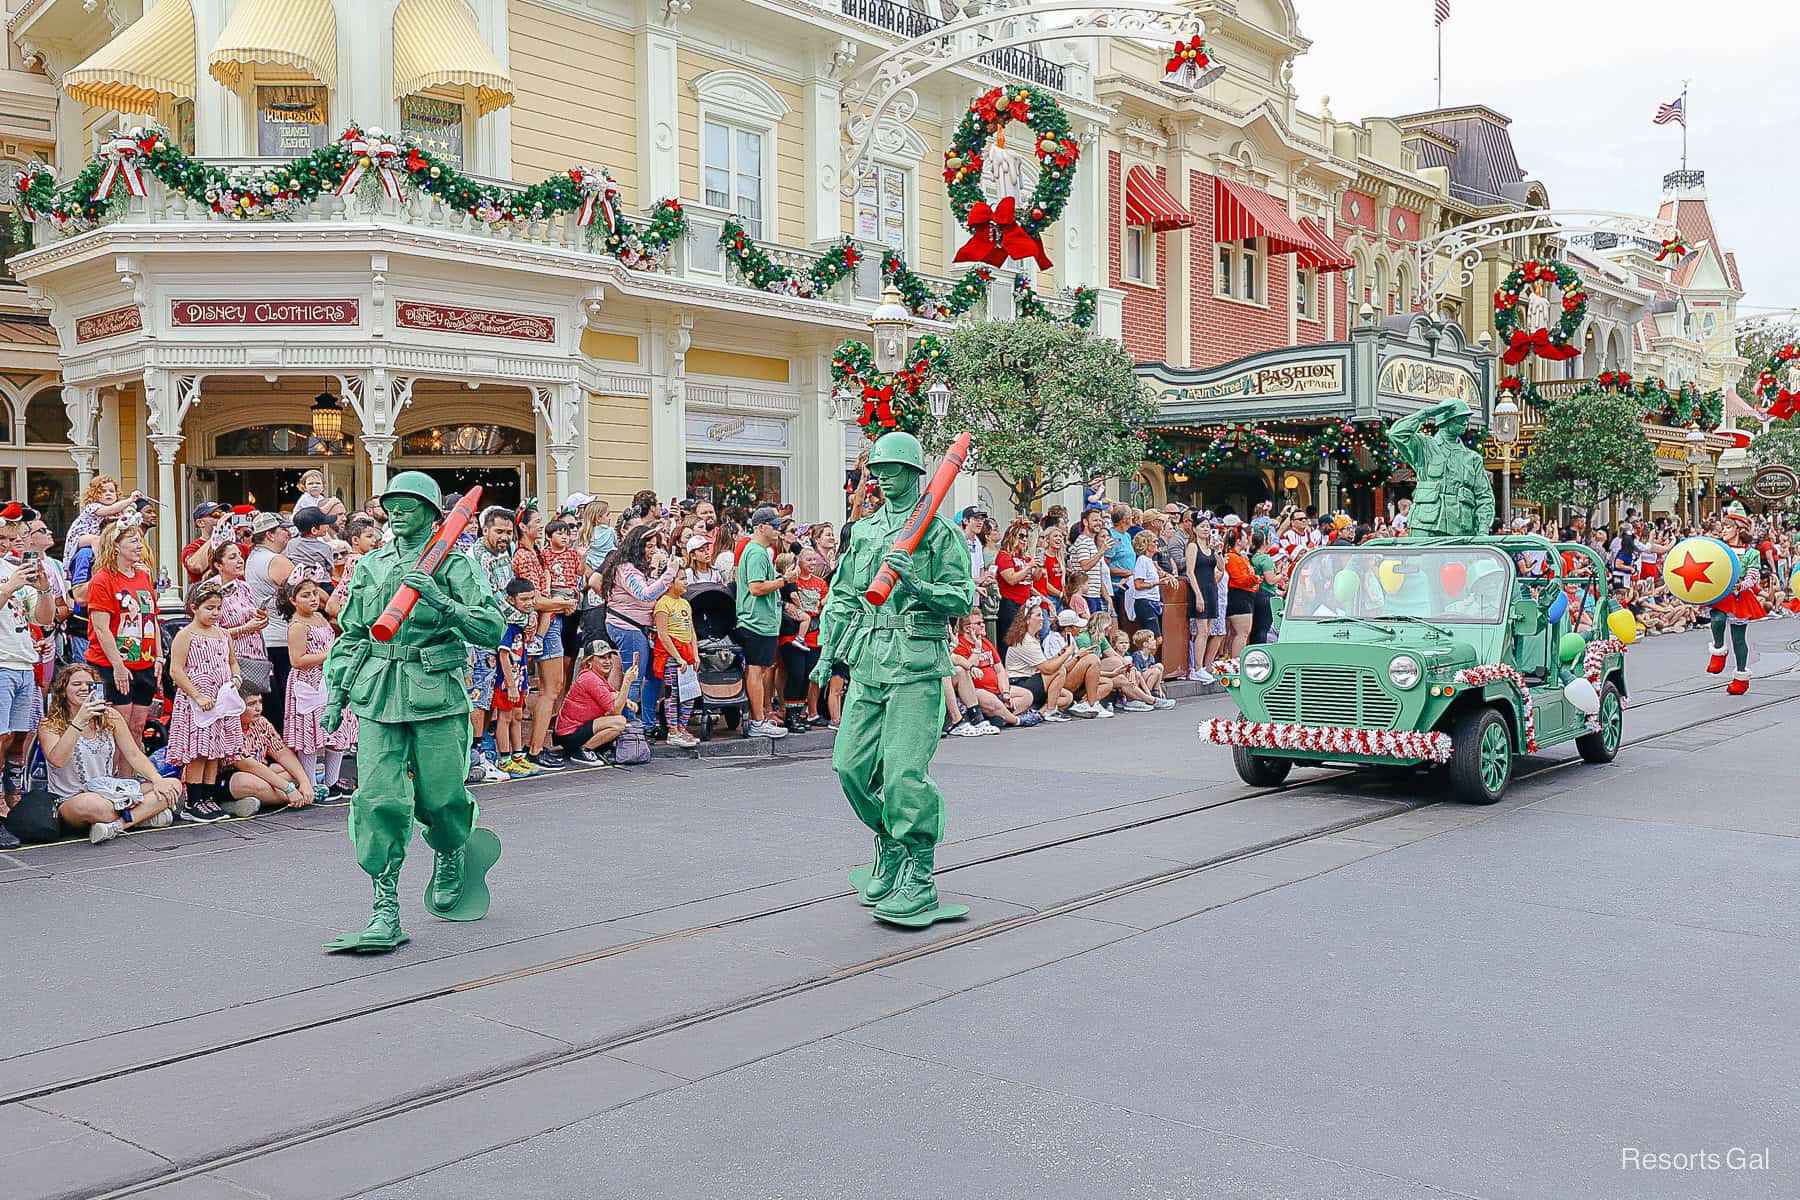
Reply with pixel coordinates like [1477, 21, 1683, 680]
[1546, 591, 1569, 626]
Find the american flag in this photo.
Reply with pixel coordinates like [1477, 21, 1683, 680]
[1434, 0, 1451, 24]
[1654, 96, 1685, 126]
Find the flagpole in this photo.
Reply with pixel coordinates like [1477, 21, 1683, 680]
[1681, 80, 1689, 172]
[1436, 24, 1443, 108]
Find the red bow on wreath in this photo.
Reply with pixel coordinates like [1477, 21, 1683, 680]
[1770, 395, 1800, 421]
[952, 196, 1053, 270]
[860, 384, 897, 429]
[1502, 328, 1581, 365]
[1165, 37, 1209, 75]
[1656, 236, 1687, 261]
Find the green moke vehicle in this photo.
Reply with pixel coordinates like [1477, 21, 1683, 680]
[1204, 537, 1627, 804]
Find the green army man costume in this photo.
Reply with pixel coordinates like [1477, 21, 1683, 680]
[321, 471, 506, 953]
[811, 432, 974, 926]
[1387, 398, 1494, 538]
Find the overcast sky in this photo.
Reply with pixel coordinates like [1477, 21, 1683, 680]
[1287, 0, 1800, 312]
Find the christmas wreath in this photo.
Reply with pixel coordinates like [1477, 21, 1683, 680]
[1754, 343, 1800, 420]
[829, 334, 948, 433]
[16, 124, 687, 267]
[1492, 258, 1586, 365]
[944, 85, 1079, 270]
[1640, 379, 1722, 428]
[720, 218, 859, 298]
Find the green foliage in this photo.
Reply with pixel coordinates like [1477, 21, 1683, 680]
[1750, 421, 1800, 471]
[719, 219, 859, 295]
[944, 86, 1079, 241]
[881, 251, 990, 319]
[932, 321, 1157, 509]
[1522, 388, 1659, 518]
[1737, 319, 1800, 416]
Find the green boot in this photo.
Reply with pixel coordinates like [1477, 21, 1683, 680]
[852, 834, 907, 906]
[424, 827, 501, 921]
[430, 847, 464, 912]
[874, 844, 939, 921]
[324, 865, 409, 954]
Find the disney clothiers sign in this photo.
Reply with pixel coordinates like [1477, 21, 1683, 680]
[171, 299, 360, 326]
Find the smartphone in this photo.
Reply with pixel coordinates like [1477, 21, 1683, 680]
[22, 549, 39, 563]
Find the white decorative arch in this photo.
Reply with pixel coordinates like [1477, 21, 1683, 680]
[690, 69, 791, 124]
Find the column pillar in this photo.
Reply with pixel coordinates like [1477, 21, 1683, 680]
[338, 371, 412, 496]
[638, 2, 682, 204]
[795, 348, 847, 522]
[648, 315, 692, 501]
[363, 437, 398, 495]
[142, 370, 200, 606]
[535, 383, 584, 507]
[62, 385, 101, 489]
[802, 57, 844, 244]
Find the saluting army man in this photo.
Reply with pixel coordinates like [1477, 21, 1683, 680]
[811, 432, 975, 925]
[1386, 398, 1495, 538]
[321, 471, 506, 953]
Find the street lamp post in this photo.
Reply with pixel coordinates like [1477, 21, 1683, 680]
[1685, 424, 1708, 527]
[1492, 390, 1521, 522]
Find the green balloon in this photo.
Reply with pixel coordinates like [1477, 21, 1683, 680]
[1558, 632, 1587, 664]
[1333, 569, 1359, 604]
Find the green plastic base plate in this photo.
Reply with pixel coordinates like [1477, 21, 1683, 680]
[848, 864, 877, 906]
[872, 902, 970, 928]
[424, 828, 502, 922]
[322, 930, 410, 955]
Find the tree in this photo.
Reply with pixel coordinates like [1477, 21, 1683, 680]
[1521, 388, 1659, 519]
[931, 319, 1159, 512]
[1750, 421, 1800, 471]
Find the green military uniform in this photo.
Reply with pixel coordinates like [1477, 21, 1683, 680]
[813, 433, 974, 924]
[1388, 399, 1494, 538]
[322, 472, 506, 953]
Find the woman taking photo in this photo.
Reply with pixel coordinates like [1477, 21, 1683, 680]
[84, 520, 161, 757]
[1184, 512, 1221, 683]
[38, 663, 180, 843]
[993, 521, 1037, 645]
[1248, 528, 1282, 646]
[1222, 525, 1257, 660]
[600, 524, 679, 731]
[1002, 606, 1075, 722]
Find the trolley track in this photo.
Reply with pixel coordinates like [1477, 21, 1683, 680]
[20, 662, 1799, 1199]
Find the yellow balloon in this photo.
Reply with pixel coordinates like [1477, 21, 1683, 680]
[1606, 607, 1638, 645]
[1378, 560, 1404, 594]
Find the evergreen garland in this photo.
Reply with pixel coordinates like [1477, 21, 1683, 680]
[1142, 418, 1489, 491]
[829, 334, 949, 434]
[881, 249, 991, 320]
[1013, 276, 1096, 329]
[17, 124, 688, 266]
[718, 217, 859, 297]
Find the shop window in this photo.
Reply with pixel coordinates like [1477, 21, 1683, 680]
[401, 95, 466, 171]
[1125, 225, 1152, 283]
[23, 388, 65, 444]
[1215, 237, 1262, 302]
[256, 87, 328, 159]
[686, 460, 782, 508]
[27, 467, 76, 550]
[704, 119, 766, 238]
[174, 100, 196, 155]
[401, 424, 532, 456]
[214, 424, 354, 457]
[855, 163, 909, 252]
[1296, 268, 1316, 320]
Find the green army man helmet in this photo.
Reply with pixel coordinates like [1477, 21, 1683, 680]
[1433, 398, 1474, 430]
[380, 470, 444, 517]
[867, 431, 926, 473]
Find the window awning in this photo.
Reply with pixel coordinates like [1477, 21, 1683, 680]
[1213, 176, 1318, 257]
[1295, 218, 1354, 273]
[1124, 165, 1192, 232]
[394, 0, 515, 116]
[208, 0, 337, 89]
[62, 0, 195, 115]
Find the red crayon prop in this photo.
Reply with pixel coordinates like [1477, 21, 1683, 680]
[864, 433, 974, 607]
[372, 485, 483, 643]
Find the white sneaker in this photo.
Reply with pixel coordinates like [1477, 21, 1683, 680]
[476, 756, 508, 783]
[1070, 701, 1100, 717]
[1095, 704, 1116, 718]
[750, 720, 788, 738]
[1042, 709, 1072, 723]
[89, 819, 124, 844]
[1123, 700, 1155, 712]
[1195, 670, 1217, 684]
[950, 720, 985, 737]
[147, 808, 175, 828]
[1153, 696, 1176, 710]
[222, 795, 260, 818]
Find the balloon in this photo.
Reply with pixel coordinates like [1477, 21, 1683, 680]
[1546, 591, 1569, 626]
[1661, 536, 1739, 607]
[1558, 632, 1587, 663]
[1790, 565, 1800, 596]
[1439, 561, 1468, 597]
[1606, 608, 1638, 645]
[1333, 569, 1360, 605]
[1563, 676, 1601, 715]
[1378, 559, 1404, 594]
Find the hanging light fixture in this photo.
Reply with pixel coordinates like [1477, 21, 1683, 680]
[311, 392, 344, 441]
[927, 379, 952, 419]
[869, 284, 912, 374]
[831, 384, 859, 424]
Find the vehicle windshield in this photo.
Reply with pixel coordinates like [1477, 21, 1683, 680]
[1285, 545, 1514, 625]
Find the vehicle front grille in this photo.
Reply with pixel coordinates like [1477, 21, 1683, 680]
[1263, 665, 1400, 730]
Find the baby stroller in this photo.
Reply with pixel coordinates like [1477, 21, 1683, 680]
[686, 582, 749, 741]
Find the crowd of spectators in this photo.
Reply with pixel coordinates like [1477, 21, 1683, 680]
[3, 459, 1794, 850]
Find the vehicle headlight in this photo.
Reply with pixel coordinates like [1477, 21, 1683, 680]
[1388, 654, 1422, 690]
[1243, 649, 1273, 683]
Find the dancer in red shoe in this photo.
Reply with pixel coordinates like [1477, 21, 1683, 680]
[1710, 503, 1763, 695]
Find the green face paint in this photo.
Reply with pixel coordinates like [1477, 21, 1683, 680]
[383, 495, 436, 548]
[870, 461, 922, 511]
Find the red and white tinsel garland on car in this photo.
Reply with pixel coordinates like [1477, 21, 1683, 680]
[1583, 638, 1626, 686]
[1198, 719, 1454, 765]
[1452, 663, 1536, 752]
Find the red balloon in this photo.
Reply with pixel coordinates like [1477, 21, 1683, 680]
[1440, 561, 1468, 597]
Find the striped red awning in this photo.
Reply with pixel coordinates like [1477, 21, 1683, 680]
[1213, 176, 1315, 257]
[1124, 165, 1192, 232]
[1296, 218, 1353, 273]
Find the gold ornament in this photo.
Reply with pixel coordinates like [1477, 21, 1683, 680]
[945, 154, 963, 170]
[429, 166, 441, 179]
[358, 156, 371, 168]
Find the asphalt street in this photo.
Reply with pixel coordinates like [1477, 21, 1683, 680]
[3, 623, 1796, 1200]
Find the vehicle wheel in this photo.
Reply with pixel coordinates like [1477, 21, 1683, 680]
[699, 713, 714, 742]
[723, 708, 742, 731]
[1448, 705, 1512, 805]
[1232, 744, 1293, 787]
[1576, 680, 1623, 764]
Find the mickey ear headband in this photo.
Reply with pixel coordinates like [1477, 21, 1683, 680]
[116, 509, 144, 530]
